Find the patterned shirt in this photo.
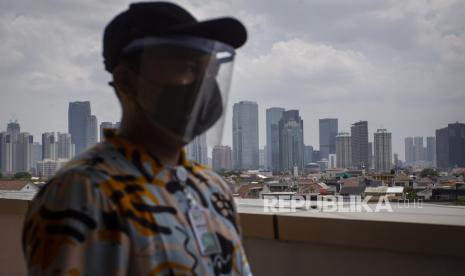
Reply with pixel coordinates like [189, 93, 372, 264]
[22, 130, 251, 275]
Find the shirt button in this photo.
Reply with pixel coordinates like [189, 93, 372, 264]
[176, 166, 188, 182]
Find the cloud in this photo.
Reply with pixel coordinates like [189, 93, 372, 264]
[0, 0, 464, 161]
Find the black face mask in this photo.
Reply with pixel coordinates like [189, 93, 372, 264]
[141, 79, 223, 143]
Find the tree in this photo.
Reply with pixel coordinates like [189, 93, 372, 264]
[13, 172, 32, 179]
[0, 172, 2, 179]
[419, 168, 438, 178]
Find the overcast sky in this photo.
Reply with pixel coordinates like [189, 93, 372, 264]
[1, 0, 464, 160]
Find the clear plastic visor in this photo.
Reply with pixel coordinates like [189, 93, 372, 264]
[125, 36, 235, 148]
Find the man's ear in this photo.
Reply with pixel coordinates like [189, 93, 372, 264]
[112, 64, 138, 99]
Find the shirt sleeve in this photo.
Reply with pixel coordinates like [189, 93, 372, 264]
[22, 169, 130, 276]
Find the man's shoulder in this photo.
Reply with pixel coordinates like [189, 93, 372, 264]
[189, 161, 234, 195]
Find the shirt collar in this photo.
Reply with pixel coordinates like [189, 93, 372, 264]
[103, 128, 193, 171]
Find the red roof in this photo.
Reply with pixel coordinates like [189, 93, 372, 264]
[0, 180, 29, 191]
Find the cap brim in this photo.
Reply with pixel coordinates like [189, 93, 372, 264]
[167, 17, 247, 49]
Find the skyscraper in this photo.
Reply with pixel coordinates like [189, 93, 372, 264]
[232, 101, 259, 170]
[336, 132, 351, 169]
[266, 107, 285, 172]
[100, 122, 119, 142]
[413, 136, 425, 162]
[86, 115, 98, 148]
[42, 132, 57, 160]
[436, 123, 465, 169]
[57, 133, 75, 159]
[15, 133, 34, 173]
[187, 133, 208, 165]
[368, 141, 373, 170]
[351, 121, 369, 169]
[6, 121, 20, 142]
[426, 136, 436, 167]
[303, 145, 314, 165]
[0, 132, 14, 175]
[404, 137, 415, 164]
[374, 129, 392, 172]
[212, 145, 232, 172]
[69, 101, 91, 154]
[279, 110, 304, 172]
[319, 118, 338, 160]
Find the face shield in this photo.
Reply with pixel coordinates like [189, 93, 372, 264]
[122, 35, 234, 146]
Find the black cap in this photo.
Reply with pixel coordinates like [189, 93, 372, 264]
[103, 2, 247, 72]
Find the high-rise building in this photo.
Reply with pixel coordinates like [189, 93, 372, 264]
[436, 123, 465, 169]
[69, 101, 91, 154]
[304, 145, 313, 165]
[259, 149, 266, 169]
[413, 136, 425, 162]
[374, 129, 392, 172]
[86, 115, 98, 149]
[232, 101, 259, 170]
[212, 145, 232, 172]
[426, 136, 436, 167]
[100, 122, 119, 142]
[42, 132, 57, 160]
[336, 132, 351, 169]
[0, 133, 14, 175]
[31, 142, 42, 175]
[351, 121, 369, 169]
[15, 132, 34, 173]
[6, 121, 20, 142]
[279, 110, 304, 173]
[187, 133, 208, 165]
[328, 154, 337, 169]
[368, 141, 374, 170]
[57, 133, 75, 159]
[405, 137, 415, 164]
[319, 118, 338, 160]
[266, 107, 285, 172]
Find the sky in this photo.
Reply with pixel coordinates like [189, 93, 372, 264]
[1, 0, 464, 160]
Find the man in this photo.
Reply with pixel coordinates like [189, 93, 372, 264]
[22, 2, 251, 275]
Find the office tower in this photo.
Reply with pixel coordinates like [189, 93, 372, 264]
[312, 150, 321, 162]
[6, 121, 20, 142]
[413, 136, 424, 162]
[405, 137, 415, 164]
[304, 145, 313, 165]
[374, 129, 392, 172]
[266, 107, 285, 171]
[368, 141, 374, 170]
[31, 142, 42, 174]
[328, 154, 337, 169]
[436, 123, 465, 169]
[100, 122, 119, 142]
[187, 133, 208, 165]
[319, 118, 338, 160]
[351, 121, 369, 169]
[279, 110, 304, 172]
[69, 101, 91, 154]
[57, 133, 75, 159]
[394, 153, 399, 168]
[426, 136, 436, 167]
[336, 132, 351, 168]
[15, 133, 34, 173]
[212, 145, 232, 171]
[0, 133, 14, 175]
[86, 115, 98, 148]
[232, 101, 259, 170]
[259, 149, 265, 169]
[42, 132, 57, 160]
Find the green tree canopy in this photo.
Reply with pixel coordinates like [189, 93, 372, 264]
[419, 168, 438, 178]
[13, 172, 32, 179]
